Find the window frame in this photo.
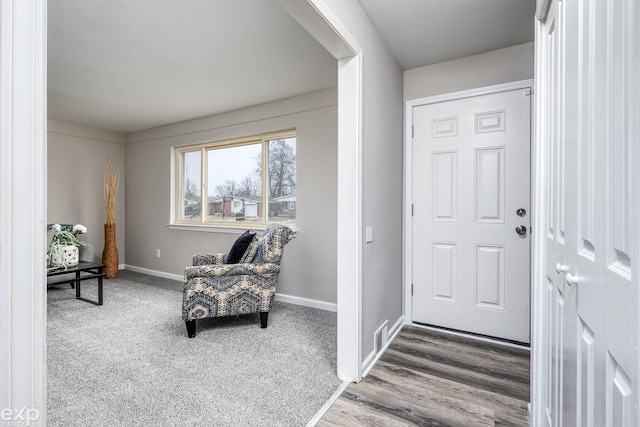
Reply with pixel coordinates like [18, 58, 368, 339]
[172, 130, 297, 230]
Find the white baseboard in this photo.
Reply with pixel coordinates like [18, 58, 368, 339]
[123, 264, 183, 282]
[274, 293, 337, 312]
[389, 315, 404, 340]
[361, 349, 376, 376]
[361, 315, 404, 378]
[122, 264, 337, 312]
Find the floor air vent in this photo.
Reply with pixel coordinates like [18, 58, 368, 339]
[374, 321, 389, 354]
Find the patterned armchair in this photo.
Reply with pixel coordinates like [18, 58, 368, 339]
[182, 223, 296, 337]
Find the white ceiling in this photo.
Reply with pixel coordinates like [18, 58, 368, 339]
[48, 0, 535, 135]
[357, 0, 535, 70]
[47, 0, 338, 133]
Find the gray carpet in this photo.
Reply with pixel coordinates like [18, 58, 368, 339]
[47, 270, 341, 426]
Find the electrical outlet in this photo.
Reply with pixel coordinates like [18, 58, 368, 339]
[156, 249, 161, 258]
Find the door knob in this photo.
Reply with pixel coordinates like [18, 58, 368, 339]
[515, 225, 527, 236]
[566, 273, 582, 286]
[555, 263, 570, 274]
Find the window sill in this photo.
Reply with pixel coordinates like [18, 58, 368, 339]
[167, 223, 264, 234]
[167, 222, 297, 233]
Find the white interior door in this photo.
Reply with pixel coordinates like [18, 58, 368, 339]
[412, 88, 531, 344]
[536, 0, 638, 425]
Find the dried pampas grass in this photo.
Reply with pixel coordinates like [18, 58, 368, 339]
[104, 159, 120, 224]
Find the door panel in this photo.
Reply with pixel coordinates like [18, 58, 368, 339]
[432, 243, 456, 302]
[536, 0, 637, 425]
[433, 151, 457, 221]
[475, 244, 505, 309]
[412, 88, 531, 343]
[577, 318, 595, 427]
[476, 147, 505, 223]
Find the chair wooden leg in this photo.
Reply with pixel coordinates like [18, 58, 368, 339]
[186, 320, 196, 338]
[260, 312, 268, 328]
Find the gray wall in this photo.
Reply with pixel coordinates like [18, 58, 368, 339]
[404, 42, 534, 101]
[47, 120, 126, 263]
[322, 0, 405, 361]
[124, 89, 338, 304]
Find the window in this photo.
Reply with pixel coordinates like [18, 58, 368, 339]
[175, 131, 296, 228]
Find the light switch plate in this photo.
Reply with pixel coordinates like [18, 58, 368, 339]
[365, 226, 373, 243]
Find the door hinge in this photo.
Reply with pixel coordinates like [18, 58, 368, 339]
[411, 283, 414, 296]
[525, 88, 533, 96]
[411, 125, 414, 138]
[411, 204, 414, 216]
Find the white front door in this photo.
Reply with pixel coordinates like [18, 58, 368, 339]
[535, 0, 638, 425]
[412, 87, 531, 343]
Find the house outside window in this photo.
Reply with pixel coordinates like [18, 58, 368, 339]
[175, 131, 296, 228]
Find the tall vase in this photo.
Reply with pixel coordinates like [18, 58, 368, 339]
[102, 223, 119, 278]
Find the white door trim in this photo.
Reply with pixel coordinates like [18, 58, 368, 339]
[530, 16, 548, 425]
[0, 0, 47, 423]
[277, 0, 364, 382]
[335, 53, 364, 382]
[403, 79, 535, 325]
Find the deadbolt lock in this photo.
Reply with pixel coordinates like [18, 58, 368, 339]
[516, 208, 527, 217]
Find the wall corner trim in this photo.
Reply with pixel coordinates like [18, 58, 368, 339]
[1, 0, 47, 423]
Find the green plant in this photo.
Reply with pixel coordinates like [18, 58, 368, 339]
[47, 224, 87, 268]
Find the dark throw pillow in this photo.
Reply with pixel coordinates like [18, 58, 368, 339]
[226, 230, 255, 264]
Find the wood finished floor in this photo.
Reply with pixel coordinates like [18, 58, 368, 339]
[318, 326, 530, 426]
